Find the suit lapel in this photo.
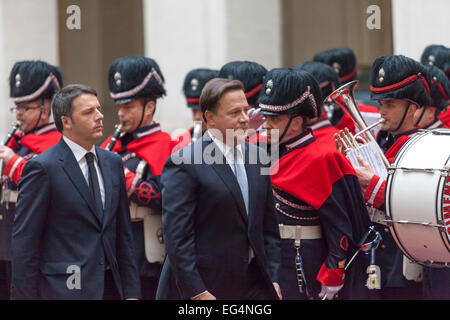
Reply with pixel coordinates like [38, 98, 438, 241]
[58, 139, 102, 227]
[96, 147, 113, 229]
[203, 137, 248, 223]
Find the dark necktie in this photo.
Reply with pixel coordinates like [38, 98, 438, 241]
[85, 152, 103, 220]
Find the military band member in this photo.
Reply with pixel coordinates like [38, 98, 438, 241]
[420, 44, 450, 128]
[414, 65, 450, 129]
[313, 48, 380, 133]
[100, 56, 172, 299]
[258, 68, 371, 300]
[418, 56, 450, 299]
[294, 61, 340, 149]
[355, 55, 433, 299]
[172, 68, 219, 153]
[218, 61, 268, 146]
[0, 61, 62, 299]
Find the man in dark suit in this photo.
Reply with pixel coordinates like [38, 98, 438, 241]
[156, 78, 281, 300]
[11, 84, 141, 300]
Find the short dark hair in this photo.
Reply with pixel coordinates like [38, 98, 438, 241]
[52, 84, 97, 132]
[199, 78, 244, 122]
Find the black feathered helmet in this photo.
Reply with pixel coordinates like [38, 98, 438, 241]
[9, 60, 63, 132]
[312, 48, 357, 84]
[370, 55, 431, 131]
[258, 68, 322, 141]
[420, 44, 450, 79]
[294, 61, 340, 117]
[182, 68, 219, 110]
[108, 56, 165, 104]
[108, 56, 166, 128]
[218, 61, 267, 106]
[425, 65, 449, 111]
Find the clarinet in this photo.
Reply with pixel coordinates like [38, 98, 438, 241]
[106, 122, 124, 151]
[2, 122, 20, 146]
[1, 122, 20, 206]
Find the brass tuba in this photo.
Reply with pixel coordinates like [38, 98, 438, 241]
[326, 80, 390, 168]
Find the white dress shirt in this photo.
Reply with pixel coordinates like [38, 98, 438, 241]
[63, 136, 105, 207]
[206, 130, 245, 171]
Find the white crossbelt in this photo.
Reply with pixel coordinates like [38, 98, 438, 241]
[278, 224, 322, 240]
[1, 190, 18, 204]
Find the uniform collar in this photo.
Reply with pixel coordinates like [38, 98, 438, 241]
[423, 119, 443, 129]
[280, 129, 316, 154]
[308, 119, 333, 131]
[22, 122, 57, 137]
[133, 122, 161, 140]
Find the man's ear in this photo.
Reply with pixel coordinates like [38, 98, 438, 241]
[144, 100, 156, 116]
[291, 115, 304, 132]
[408, 103, 419, 116]
[204, 110, 215, 127]
[61, 115, 72, 131]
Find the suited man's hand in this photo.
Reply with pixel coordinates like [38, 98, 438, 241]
[192, 291, 216, 300]
[273, 282, 282, 300]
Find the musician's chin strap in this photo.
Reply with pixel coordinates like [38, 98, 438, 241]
[137, 98, 151, 130]
[279, 114, 294, 143]
[28, 98, 45, 134]
[392, 103, 411, 133]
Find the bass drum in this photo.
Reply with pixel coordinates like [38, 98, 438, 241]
[385, 129, 450, 268]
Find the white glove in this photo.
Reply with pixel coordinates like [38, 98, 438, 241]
[318, 284, 343, 300]
[248, 107, 265, 130]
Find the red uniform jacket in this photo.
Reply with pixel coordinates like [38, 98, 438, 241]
[4, 123, 61, 183]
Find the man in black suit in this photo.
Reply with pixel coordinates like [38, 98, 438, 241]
[11, 84, 141, 300]
[156, 78, 281, 300]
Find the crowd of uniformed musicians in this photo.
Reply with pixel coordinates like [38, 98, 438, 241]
[0, 44, 449, 300]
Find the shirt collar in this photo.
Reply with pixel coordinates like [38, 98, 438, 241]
[63, 135, 97, 163]
[206, 130, 244, 161]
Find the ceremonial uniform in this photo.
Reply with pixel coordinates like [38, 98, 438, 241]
[0, 61, 62, 299]
[363, 55, 433, 299]
[418, 65, 450, 130]
[419, 56, 450, 299]
[172, 68, 218, 153]
[313, 48, 380, 134]
[101, 123, 171, 298]
[103, 56, 171, 299]
[259, 68, 371, 300]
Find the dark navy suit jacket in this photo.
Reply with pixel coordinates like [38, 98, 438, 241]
[156, 134, 281, 300]
[11, 138, 141, 300]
